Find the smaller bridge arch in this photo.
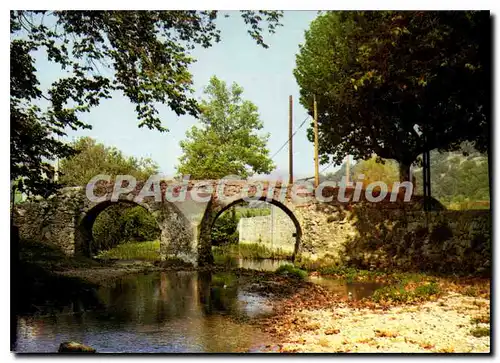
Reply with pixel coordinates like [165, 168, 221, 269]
[198, 196, 303, 265]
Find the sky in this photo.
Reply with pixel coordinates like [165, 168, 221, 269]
[34, 11, 341, 180]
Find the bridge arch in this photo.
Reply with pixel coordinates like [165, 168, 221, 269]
[198, 196, 302, 265]
[75, 199, 161, 257]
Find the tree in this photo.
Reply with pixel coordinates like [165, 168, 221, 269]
[294, 11, 490, 181]
[351, 156, 399, 188]
[177, 76, 275, 179]
[11, 11, 283, 196]
[413, 145, 490, 208]
[57, 137, 161, 253]
[59, 137, 158, 186]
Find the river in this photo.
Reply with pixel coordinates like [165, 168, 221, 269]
[14, 259, 383, 353]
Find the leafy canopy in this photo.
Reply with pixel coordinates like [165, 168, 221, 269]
[324, 156, 399, 188]
[59, 136, 159, 186]
[177, 76, 275, 179]
[352, 156, 400, 188]
[294, 11, 490, 180]
[11, 10, 283, 196]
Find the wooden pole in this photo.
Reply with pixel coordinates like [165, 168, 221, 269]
[313, 95, 319, 187]
[288, 95, 293, 185]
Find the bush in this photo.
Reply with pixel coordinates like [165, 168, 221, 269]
[470, 327, 490, 338]
[275, 264, 308, 280]
[372, 281, 440, 304]
[211, 211, 239, 246]
[92, 204, 160, 253]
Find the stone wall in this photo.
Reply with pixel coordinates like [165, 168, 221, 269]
[237, 206, 296, 253]
[13, 179, 491, 273]
[14, 188, 84, 255]
[295, 202, 491, 275]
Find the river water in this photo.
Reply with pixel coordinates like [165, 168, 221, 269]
[15, 259, 383, 353]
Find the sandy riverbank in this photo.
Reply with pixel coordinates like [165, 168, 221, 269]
[256, 282, 490, 353]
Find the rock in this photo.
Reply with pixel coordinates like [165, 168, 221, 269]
[58, 341, 96, 353]
[325, 329, 340, 335]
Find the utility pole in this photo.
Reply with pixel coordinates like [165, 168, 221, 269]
[288, 95, 293, 185]
[313, 95, 319, 187]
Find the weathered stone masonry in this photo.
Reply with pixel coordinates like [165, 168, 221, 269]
[14, 179, 491, 272]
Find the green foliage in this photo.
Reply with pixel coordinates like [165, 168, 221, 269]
[11, 10, 282, 196]
[177, 76, 275, 179]
[372, 282, 440, 303]
[324, 155, 400, 188]
[236, 207, 271, 218]
[295, 11, 490, 180]
[95, 240, 160, 261]
[372, 285, 412, 303]
[92, 204, 161, 252]
[211, 210, 239, 246]
[120, 207, 161, 241]
[413, 146, 490, 208]
[352, 156, 400, 188]
[275, 264, 308, 280]
[59, 137, 159, 186]
[414, 281, 440, 297]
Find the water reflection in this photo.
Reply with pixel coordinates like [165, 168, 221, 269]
[16, 271, 273, 353]
[308, 276, 385, 300]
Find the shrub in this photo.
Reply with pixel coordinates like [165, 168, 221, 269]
[372, 285, 413, 303]
[211, 211, 239, 246]
[414, 282, 440, 297]
[92, 204, 160, 253]
[470, 327, 490, 338]
[372, 281, 440, 303]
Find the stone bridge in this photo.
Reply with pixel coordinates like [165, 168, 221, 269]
[14, 177, 490, 273]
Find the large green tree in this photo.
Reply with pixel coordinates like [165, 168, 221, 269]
[59, 136, 158, 186]
[294, 11, 490, 181]
[177, 76, 275, 179]
[11, 10, 283, 196]
[58, 137, 161, 253]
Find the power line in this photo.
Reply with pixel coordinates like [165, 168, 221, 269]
[320, 161, 335, 174]
[270, 115, 310, 160]
[301, 161, 335, 181]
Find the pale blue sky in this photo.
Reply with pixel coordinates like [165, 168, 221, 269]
[35, 10, 339, 179]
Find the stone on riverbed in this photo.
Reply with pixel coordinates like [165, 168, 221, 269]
[58, 341, 96, 353]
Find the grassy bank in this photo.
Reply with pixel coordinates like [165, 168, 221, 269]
[95, 240, 160, 261]
[293, 256, 489, 304]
